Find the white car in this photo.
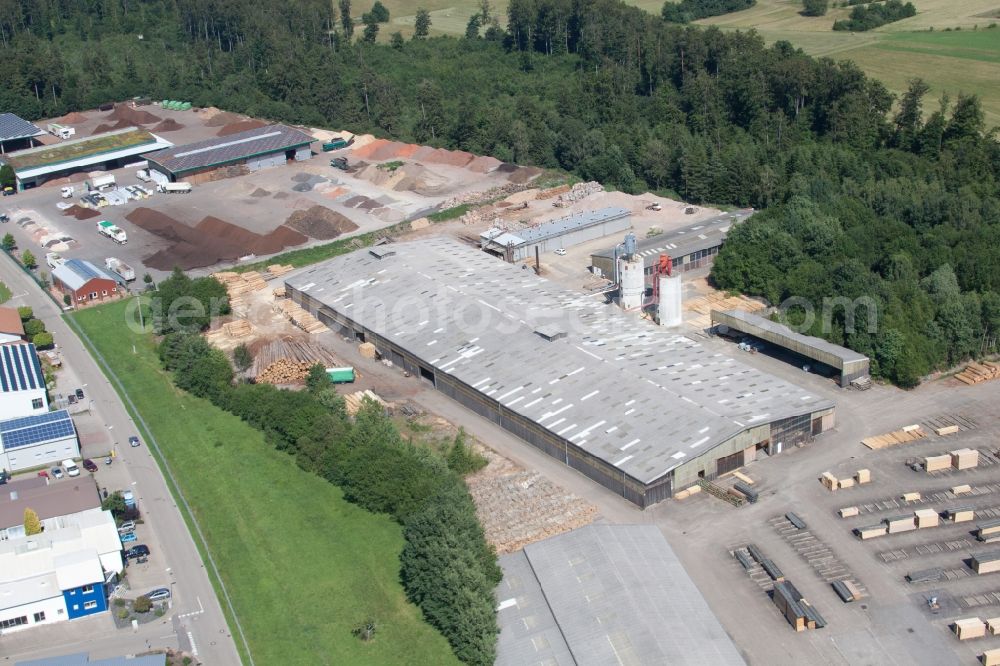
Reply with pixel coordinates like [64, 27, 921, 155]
[554, 248, 567, 256]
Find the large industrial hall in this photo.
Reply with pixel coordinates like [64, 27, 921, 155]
[286, 238, 835, 507]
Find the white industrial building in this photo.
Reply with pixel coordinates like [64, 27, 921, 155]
[0, 343, 49, 421]
[0, 508, 121, 634]
[480, 207, 631, 261]
[0, 410, 80, 473]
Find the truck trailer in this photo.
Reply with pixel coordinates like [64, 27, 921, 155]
[97, 221, 127, 244]
[87, 174, 116, 191]
[105, 257, 135, 282]
[157, 182, 192, 194]
[46, 123, 76, 139]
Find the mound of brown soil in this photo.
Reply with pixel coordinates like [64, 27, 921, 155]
[62, 205, 100, 220]
[205, 111, 244, 127]
[152, 119, 185, 132]
[109, 104, 161, 125]
[91, 123, 115, 134]
[58, 112, 88, 124]
[129, 207, 306, 270]
[508, 166, 543, 184]
[217, 119, 267, 137]
[285, 206, 359, 240]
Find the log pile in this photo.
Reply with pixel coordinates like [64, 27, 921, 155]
[266, 264, 294, 278]
[223, 320, 253, 338]
[344, 389, 387, 415]
[252, 338, 342, 384]
[956, 361, 1000, 385]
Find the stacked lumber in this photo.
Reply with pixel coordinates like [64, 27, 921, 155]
[359, 342, 377, 359]
[952, 484, 972, 495]
[856, 469, 871, 484]
[212, 270, 269, 297]
[855, 524, 886, 540]
[277, 300, 328, 334]
[885, 514, 916, 533]
[267, 264, 294, 278]
[343, 390, 387, 416]
[839, 506, 859, 518]
[902, 492, 921, 502]
[914, 509, 939, 529]
[977, 519, 1000, 542]
[946, 506, 975, 523]
[251, 338, 342, 384]
[971, 551, 1000, 575]
[925, 454, 952, 472]
[951, 448, 979, 470]
[954, 617, 987, 640]
[955, 361, 1000, 385]
[985, 649, 1000, 666]
[272, 286, 286, 299]
[989, 619, 1000, 636]
[223, 320, 253, 338]
[935, 424, 960, 436]
[673, 484, 702, 500]
[861, 425, 925, 449]
[820, 472, 839, 491]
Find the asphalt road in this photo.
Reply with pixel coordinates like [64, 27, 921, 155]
[0, 256, 243, 665]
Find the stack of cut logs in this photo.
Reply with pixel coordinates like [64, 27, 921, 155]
[276, 299, 327, 334]
[252, 338, 342, 384]
[266, 264, 294, 278]
[956, 361, 1000, 385]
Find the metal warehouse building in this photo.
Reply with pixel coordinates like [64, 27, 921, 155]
[0, 113, 45, 154]
[480, 207, 631, 261]
[143, 123, 314, 183]
[3, 127, 172, 190]
[590, 209, 752, 279]
[0, 410, 80, 473]
[712, 309, 870, 387]
[496, 525, 745, 665]
[286, 238, 835, 507]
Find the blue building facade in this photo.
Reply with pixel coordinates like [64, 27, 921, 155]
[62, 581, 107, 620]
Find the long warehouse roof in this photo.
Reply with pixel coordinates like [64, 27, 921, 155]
[481, 207, 630, 249]
[715, 309, 869, 364]
[496, 525, 745, 666]
[5, 127, 170, 177]
[592, 209, 753, 262]
[144, 123, 313, 175]
[286, 238, 832, 485]
[0, 113, 44, 141]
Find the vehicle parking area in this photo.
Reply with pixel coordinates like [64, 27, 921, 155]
[649, 372, 1000, 665]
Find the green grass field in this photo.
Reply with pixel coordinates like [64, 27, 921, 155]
[71, 300, 458, 666]
[0, 281, 11, 304]
[374, 0, 1000, 126]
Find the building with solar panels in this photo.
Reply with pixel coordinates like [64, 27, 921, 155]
[0, 113, 45, 154]
[0, 343, 48, 421]
[143, 123, 314, 184]
[52, 259, 121, 306]
[0, 410, 79, 473]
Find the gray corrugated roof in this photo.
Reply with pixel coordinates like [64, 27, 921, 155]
[52, 259, 119, 292]
[482, 207, 630, 248]
[496, 525, 745, 666]
[0, 113, 44, 141]
[715, 309, 869, 364]
[144, 123, 313, 175]
[287, 238, 832, 485]
[592, 210, 753, 262]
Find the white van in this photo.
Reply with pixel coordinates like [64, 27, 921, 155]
[62, 459, 80, 477]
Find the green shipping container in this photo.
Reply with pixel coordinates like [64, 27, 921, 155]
[326, 367, 355, 383]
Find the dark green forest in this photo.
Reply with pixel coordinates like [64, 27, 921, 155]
[661, 0, 755, 23]
[1, 0, 998, 390]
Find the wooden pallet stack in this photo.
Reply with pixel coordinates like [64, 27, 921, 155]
[343, 389, 387, 415]
[956, 361, 1000, 385]
[276, 300, 328, 334]
[267, 264, 295, 278]
[861, 425, 925, 449]
[223, 320, 253, 338]
[251, 338, 342, 384]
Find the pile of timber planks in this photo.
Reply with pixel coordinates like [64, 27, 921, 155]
[277, 300, 328, 334]
[266, 264, 295, 278]
[212, 270, 268, 297]
[251, 338, 342, 384]
[861, 425, 925, 449]
[223, 320, 253, 338]
[344, 390, 387, 416]
[956, 361, 1000, 386]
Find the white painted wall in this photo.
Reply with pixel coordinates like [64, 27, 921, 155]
[0, 435, 80, 472]
[0, 595, 66, 634]
[0, 389, 48, 422]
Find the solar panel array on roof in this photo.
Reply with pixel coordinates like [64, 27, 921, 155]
[0, 409, 75, 451]
[0, 113, 44, 141]
[145, 124, 314, 175]
[0, 343, 45, 393]
[53, 259, 118, 292]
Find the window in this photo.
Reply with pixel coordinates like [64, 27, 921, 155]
[0, 615, 28, 629]
[83, 601, 97, 610]
[101, 290, 108, 296]
[31, 398, 43, 409]
[81, 584, 94, 594]
[33, 611, 45, 622]
[89, 292, 98, 300]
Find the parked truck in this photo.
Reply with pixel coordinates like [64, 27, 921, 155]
[46, 123, 75, 139]
[87, 174, 116, 191]
[135, 169, 153, 182]
[105, 257, 135, 282]
[321, 136, 353, 151]
[97, 221, 127, 244]
[157, 182, 191, 194]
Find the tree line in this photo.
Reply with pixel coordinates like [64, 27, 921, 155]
[0, 0, 997, 388]
[155, 307, 500, 664]
[661, 0, 755, 23]
[833, 0, 916, 31]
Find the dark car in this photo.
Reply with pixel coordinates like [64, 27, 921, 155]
[125, 545, 150, 559]
[129, 435, 140, 448]
[82, 458, 98, 473]
[67, 394, 77, 405]
[75, 388, 85, 400]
